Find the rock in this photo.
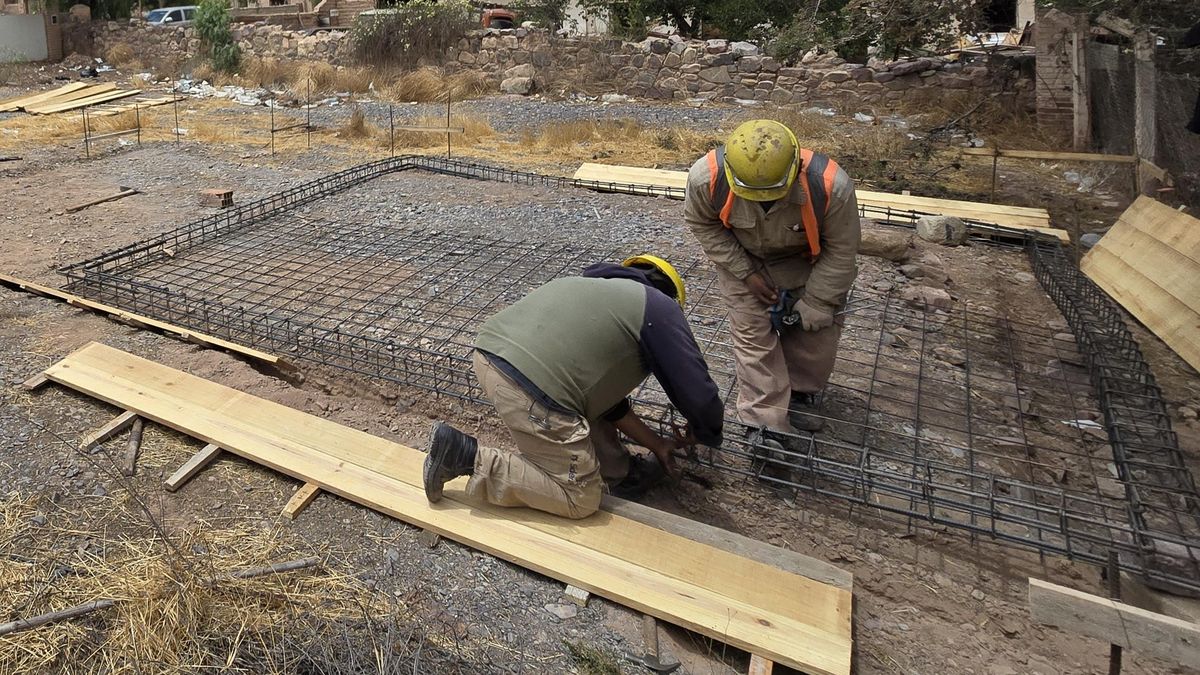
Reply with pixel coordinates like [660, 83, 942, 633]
[730, 41, 759, 57]
[600, 93, 629, 103]
[899, 263, 924, 279]
[872, 281, 894, 292]
[900, 286, 953, 311]
[698, 66, 731, 84]
[998, 617, 1022, 637]
[543, 602, 578, 620]
[971, 588, 987, 601]
[933, 346, 967, 367]
[1181, 406, 1198, 421]
[823, 71, 850, 83]
[91, 484, 107, 497]
[1080, 232, 1102, 249]
[915, 215, 968, 245]
[31, 513, 48, 527]
[858, 228, 912, 261]
[1013, 271, 1036, 284]
[705, 38, 728, 53]
[499, 76, 535, 95]
[503, 63, 535, 79]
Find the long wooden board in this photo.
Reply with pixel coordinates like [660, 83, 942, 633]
[0, 82, 92, 112]
[42, 342, 853, 675]
[1080, 196, 1200, 372]
[27, 88, 140, 115]
[571, 162, 1066, 240]
[962, 147, 1139, 163]
[0, 273, 282, 367]
[1029, 577, 1200, 668]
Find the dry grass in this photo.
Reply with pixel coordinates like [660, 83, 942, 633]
[191, 62, 215, 83]
[0, 493, 417, 673]
[384, 67, 447, 103]
[242, 57, 293, 89]
[104, 43, 135, 67]
[336, 106, 376, 139]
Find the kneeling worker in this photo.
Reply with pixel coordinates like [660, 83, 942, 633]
[423, 256, 725, 519]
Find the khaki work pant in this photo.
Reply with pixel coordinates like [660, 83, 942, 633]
[467, 351, 631, 519]
[717, 267, 842, 433]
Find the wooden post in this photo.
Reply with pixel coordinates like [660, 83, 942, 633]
[1070, 13, 1091, 151]
[1132, 30, 1156, 192]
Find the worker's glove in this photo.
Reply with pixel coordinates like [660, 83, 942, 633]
[791, 297, 834, 331]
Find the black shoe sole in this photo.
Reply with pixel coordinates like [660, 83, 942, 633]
[424, 421, 451, 503]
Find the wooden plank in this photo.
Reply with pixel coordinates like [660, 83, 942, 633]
[960, 147, 1138, 163]
[0, 83, 115, 113]
[601, 495, 853, 591]
[0, 82, 91, 112]
[88, 96, 180, 117]
[21, 372, 49, 391]
[1029, 577, 1200, 668]
[0, 273, 282, 367]
[395, 125, 466, 133]
[1133, 32, 1157, 171]
[66, 188, 138, 213]
[43, 342, 853, 675]
[27, 89, 141, 115]
[1081, 197, 1200, 372]
[1070, 14, 1091, 152]
[748, 655, 774, 675]
[571, 162, 1065, 239]
[81, 410, 137, 450]
[282, 482, 321, 519]
[164, 443, 222, 492]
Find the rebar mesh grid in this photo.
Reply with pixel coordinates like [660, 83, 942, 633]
[60, 157, 1200, 592]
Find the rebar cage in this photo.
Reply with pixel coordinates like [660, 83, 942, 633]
[59, 156, 1200, 593]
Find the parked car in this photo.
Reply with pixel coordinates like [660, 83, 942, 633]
[145, 6, 197, 26]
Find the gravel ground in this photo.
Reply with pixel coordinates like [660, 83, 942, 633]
[2, 142, 1197, 674]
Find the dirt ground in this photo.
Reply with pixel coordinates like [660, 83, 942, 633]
[2, 68, 1200, 674]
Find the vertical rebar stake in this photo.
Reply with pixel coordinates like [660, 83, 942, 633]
[173, 87, 180, 143]
[270, 98, 275, 156]
[135, 104, 142, 146]
[445, 90, 451, 159]
[389, 103, 394, 158]
[82, 107, 90, 159]
[990, 153, 998, 202]
[306, 77, 311, 150]
[1108, 550, 1123, 675]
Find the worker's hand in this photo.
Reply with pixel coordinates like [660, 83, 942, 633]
[648, 435, 681, 479]
[671, 423, 697, 449]
[745, 272, 778, 305]
[792, 297, 834, 331]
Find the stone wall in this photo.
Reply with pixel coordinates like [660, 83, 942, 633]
[66, 21, 1034, 111]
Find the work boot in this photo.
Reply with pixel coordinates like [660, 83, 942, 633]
[788, 391, 826, 432]
[747, 427, 796, 482]
[423, 421, 478, 503]
[609, 453, 666, 500]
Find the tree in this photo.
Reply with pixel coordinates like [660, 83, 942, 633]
[195, 0, 240, 73]
[1036, 0, 1195, 34]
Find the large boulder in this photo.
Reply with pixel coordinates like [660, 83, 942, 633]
[858, 227, 912, 261]
[730, 41, 759, 57]
[915, 215, 968, 245]
[503, 63, 535, 79]
[500, 76, 535, 95]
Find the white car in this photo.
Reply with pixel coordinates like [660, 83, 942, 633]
[145, 6, 197, 26]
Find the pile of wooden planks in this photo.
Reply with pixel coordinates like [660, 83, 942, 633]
[571, 162, 1068, 242]
[87, 95, 182, 118]
[0, 82, 141, 115]
[1081, 196, 1200, 373]
[36, 342, 854, 675]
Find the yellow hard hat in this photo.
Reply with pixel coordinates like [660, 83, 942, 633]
[723, 119, 800, 202]
[622, 254, 686, 307]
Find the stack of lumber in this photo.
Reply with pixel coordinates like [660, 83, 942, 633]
[38, 342, 855, 675]
[87, 95, 182, 118]
[1081, 196, 1200, 373]
[0, 82, 141, 115]
[571, 162, 1067, 241]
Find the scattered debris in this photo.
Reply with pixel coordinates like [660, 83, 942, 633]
[66, 186, 139, 214]
[543, 602, 578, 620]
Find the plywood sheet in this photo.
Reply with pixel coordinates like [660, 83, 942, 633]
[27, 88, 140, 115]
[43, 342, 853, 675]
[1081, 196, 1200, 372]
[572, 162, 1065, 240]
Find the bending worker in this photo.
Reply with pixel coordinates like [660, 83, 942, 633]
[423, 256, 724, 519]
[684, 119, 860, 445]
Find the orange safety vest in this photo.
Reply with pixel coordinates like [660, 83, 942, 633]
[706, 146, 840, 260]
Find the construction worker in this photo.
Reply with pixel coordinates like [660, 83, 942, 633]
[684, 119, 860, 444]
[423, 256, 724, 520]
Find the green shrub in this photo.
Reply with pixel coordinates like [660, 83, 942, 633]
[195, 0, 240, 73]
[351, 0, 475, 65]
